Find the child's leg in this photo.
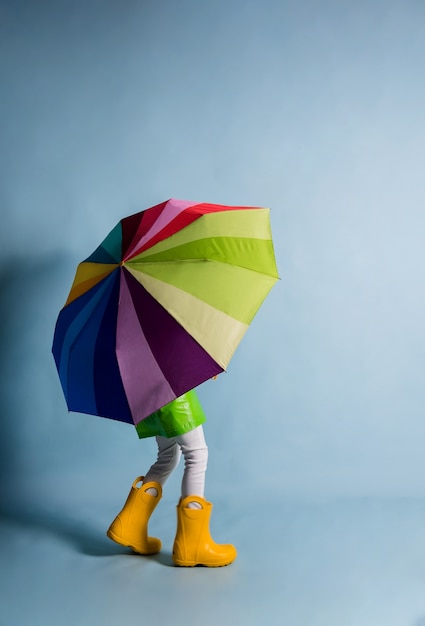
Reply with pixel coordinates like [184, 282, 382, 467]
[171, 425, 237, 566]
[143, 436, 182, 489]
[175, 425, 208, 500]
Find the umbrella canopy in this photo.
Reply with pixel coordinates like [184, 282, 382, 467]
[52, 198, 279, 425]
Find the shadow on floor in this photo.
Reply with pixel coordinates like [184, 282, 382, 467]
[0, 504, 174, 566]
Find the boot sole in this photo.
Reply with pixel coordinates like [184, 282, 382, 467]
[172, 559, 234, 567]
[106, 529, 161, 555]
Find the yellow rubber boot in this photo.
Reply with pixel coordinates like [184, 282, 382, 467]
[106, 476, 162, 555]
[172, 495, 237, 567]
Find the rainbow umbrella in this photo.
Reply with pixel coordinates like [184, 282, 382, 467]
[52, 198, 279, 426]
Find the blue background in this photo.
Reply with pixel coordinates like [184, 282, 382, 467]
[1, 1, 425, 624]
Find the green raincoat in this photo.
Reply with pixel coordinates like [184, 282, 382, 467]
[135, 389, 206, 439]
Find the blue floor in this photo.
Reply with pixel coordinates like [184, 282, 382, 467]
[2, 478, 425, 626]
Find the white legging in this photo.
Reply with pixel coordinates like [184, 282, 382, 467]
[143, 425, 208, 499]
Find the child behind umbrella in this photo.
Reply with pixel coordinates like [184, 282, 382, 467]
[106, 388, 236, 567]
